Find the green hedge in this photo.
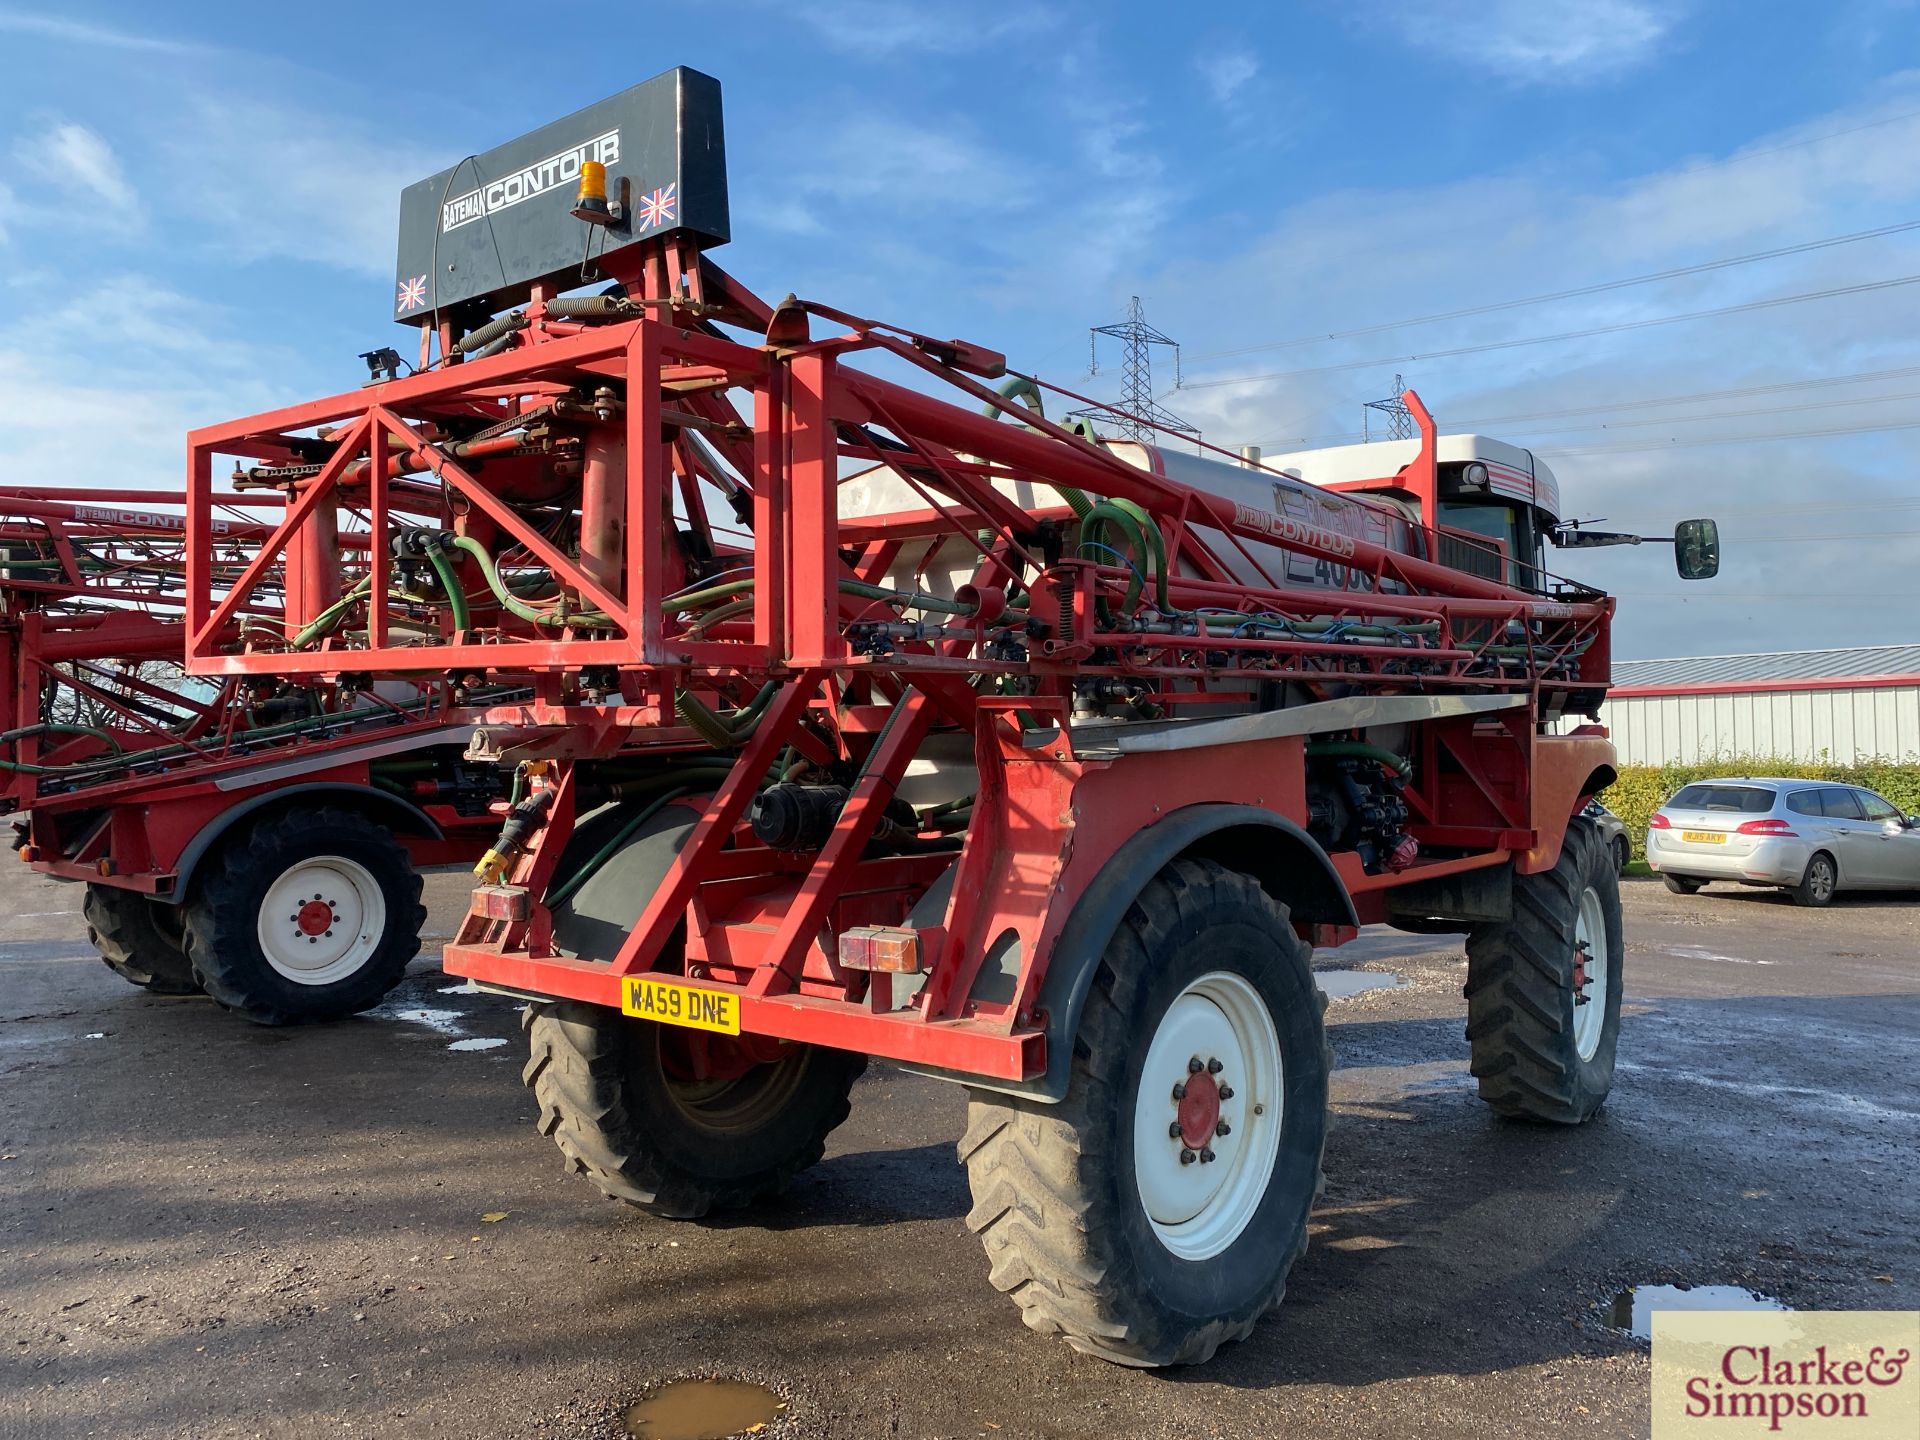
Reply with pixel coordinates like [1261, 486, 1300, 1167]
[1602, 759, 1920, 858]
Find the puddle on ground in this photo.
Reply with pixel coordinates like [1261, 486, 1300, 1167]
[1608, 1283, 1788, 1339]
[368, 1004, 467, 1037]
[623, 1378, 785, 1439]
[1315, 969, 1404, 999]
[447, 1037, 508, 1053]
[438, 982, 481, 995]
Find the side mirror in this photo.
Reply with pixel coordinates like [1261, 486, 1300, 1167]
[1674, 518, 1720, 580]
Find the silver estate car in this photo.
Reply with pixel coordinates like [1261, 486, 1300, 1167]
[1582, 798, 1631, 873]
[1646, 777, 1920, 906]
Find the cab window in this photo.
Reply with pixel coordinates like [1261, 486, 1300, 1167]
[1856, 790, 1900, 821]
[1437, 501, 1516, 582]
[1819, 788, 1864, 819]
[1785, 790, 1820, 816]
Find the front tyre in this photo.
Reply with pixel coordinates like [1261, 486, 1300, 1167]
[182, 806, 424, 1024]
[84, 884, 200, 994]
[1465, 816, 1623, 1123]
[960, 859, 1329, 1367]
[523, 1001, 866, 1219]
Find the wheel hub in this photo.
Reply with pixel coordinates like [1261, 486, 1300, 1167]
[256, 855, 386, 987]
[1131, 972, 1284, 1261]
[1571, 886, 1609, 1062]
[1174, 1064, 1223, 1152]
[295, 898, 336, 938]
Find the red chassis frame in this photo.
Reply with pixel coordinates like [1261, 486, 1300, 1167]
[179, 247, 1617, 1083]
[0, 487, 498, 895]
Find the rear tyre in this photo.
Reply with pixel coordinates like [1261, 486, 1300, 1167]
[182, 807, 424, 1024]
[83, 884, 200, 994]
[959, 859, 1330, 1368]
[523, 1001, 866, 1219]
[1613, 837, 1630, 874]
[1789, 852, 1837, 908]
[1663, 874, 1703, 895]
[1465, 817, 1623, 1124]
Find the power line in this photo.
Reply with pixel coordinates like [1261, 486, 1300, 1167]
[1465, 387, 1920, 442]
[1545, 416, 1920, 456]
[1186, 219, 1920, 363]
[1178, 273, 1920, 392]
[1734, 532, 1920, 542]
[1249, 364, 1920, 450]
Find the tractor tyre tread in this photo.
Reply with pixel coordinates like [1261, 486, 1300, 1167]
[83, 884, 199, 994]
[959, 859, 1330, 1367]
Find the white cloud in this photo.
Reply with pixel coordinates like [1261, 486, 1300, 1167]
[11, 122, 142, 224]
[1198, 51, 1259, 105]
[0, 277, 300, 489]
[1139, 80, 1920, 655]
[1381, 0, 1679, 81]
[0, 10, 204, 55]
[156, 96, 438, 275]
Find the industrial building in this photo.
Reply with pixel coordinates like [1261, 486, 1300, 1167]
[1596, 644, 1920, 766]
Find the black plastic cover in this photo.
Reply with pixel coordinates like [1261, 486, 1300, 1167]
[392, 67, 729, 325]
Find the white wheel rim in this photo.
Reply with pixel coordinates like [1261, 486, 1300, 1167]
[1573, 885, 1609, 1062]
[1131, 970, 1283, 1262]
[256, 855, 386, 986]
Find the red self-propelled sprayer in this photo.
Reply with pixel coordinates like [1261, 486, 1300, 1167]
[178, 69, 1719, 1365]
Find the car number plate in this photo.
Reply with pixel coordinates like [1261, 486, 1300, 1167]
[621, 977, 740, 1034]
[1681, 830, 1726, 844]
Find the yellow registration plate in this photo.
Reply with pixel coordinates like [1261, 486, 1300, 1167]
[1681, 830, 1727, 844]
[621, 977, 741, 1034]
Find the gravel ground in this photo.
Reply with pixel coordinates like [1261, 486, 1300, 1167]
[1, 866, 1914, 1439]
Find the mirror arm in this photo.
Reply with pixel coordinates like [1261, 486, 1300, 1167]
[1551, 528, 1665, 550]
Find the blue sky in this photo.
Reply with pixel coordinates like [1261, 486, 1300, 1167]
[4, 1, 1920, 657]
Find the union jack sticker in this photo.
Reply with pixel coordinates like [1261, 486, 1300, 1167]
[397, 274, 428, 311]
[635, 183, 677, 232]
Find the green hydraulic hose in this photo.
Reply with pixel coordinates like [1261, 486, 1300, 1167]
[675, 680, 780, 750]
[662, 577, 756, 614]
[837, 578, 974, 617]
[981, 374, 1095, 519]
[450, 535, 611, 629]
[1304, 740, 1413, 779]
[291, 577, 373, 649]
[0, 722, 122, 752]
[424, 543, 471, 637]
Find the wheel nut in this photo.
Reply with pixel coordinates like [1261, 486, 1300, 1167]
[1171, 1082, 1187, 1101]
[1215, 1120, 1231, 1137]
[1199, 1147, 1216, 1163]
[1169, 1122, 1183, 1138]
[1187, 1057, 1204, 1073]
[1179, 1148, 1197, 1165]
[1218, 1085, 1234, 1100]
[1206, 1057, 1223, 1074]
